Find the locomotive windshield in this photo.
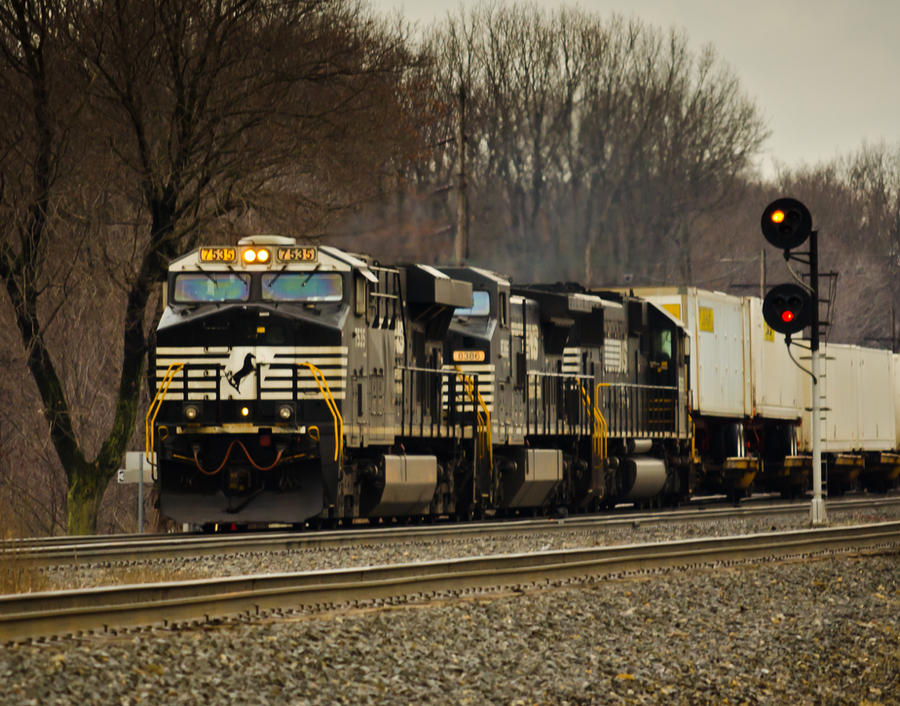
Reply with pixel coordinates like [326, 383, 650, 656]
[454, 290, 490, 317]
[261, 272, 343, 302]
[173, 272, 250, 302]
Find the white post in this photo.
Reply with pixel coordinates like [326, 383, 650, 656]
[138, 452, 145, 534]
[810, 348, 826, 524]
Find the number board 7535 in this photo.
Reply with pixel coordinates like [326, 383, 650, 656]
[277, 247, 318, 263]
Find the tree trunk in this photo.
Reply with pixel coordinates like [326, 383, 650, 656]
[65, 462, 110, 535]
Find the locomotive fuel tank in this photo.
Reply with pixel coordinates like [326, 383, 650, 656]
[360, 455, 439, 517]
[497, 449, 563, 508]
[617, 456, 668, 502]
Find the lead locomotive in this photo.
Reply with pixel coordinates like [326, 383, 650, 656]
[148, 236, 692, 527]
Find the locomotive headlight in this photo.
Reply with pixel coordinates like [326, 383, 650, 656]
[277, 404, 293, 420]
[184, 404, 199, 421]
[241, 247, 270, 265]
[240, 406, 251, 418]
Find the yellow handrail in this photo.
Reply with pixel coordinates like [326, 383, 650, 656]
[145, 361, 345, 466]
[454, 366, 492, 469]
[299, 362, 343, 463]
[591, 383, 609, 461]
[146, 362, 185, 464]
[578, 383, 599, 458]
[576, 383, 604, 461]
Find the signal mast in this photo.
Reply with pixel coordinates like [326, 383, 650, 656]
[760, 198, 826, 525]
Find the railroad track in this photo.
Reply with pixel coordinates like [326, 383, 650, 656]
[4, 495, 900, 568]
[2, 521, 898, 643]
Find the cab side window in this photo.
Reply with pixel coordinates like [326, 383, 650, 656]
[654, 329, 672, 360]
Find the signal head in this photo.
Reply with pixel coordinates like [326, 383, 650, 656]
[762, 283, 813, 335]
[761, 198, 812, 251]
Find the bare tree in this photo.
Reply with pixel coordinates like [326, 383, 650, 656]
[0, 0, 97, 535]
[845, 144, 900, 340]
[0, 0, 422, 534]
[420, 3, 766, 283]
[771, 145, 900, 348]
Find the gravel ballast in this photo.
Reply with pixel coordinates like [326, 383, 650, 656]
[2, 506, 899, 704]
[1, 550, 898, 704]
[42, 504, 900, 590]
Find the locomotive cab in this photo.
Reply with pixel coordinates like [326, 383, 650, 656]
[151, 237, 372, 525]
[442, 267, 507, 368]
[150, 237, 480, 527]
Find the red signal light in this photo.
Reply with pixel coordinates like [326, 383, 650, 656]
[770, 209, 786, 224]
[763, 283, 811, 335]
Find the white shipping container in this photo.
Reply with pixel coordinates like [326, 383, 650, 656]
[856, 346, 895, 450]
[895, 354, 900, 445]
[746, 297, 805, 421]
[636, 287, 749, 418]
[800, 344, 896, 452]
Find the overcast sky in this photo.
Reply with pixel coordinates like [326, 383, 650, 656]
[373, 0, 900, 177]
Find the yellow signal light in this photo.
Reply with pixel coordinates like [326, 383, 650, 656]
[770, 209, 785, 224]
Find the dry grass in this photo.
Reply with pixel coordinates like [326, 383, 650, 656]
[0, 504, 49, 595]
[2, 548, 206, 595]
[1, 499, 208, 594]
[0, 548, 49, 594]
[53, 564, 206, 591]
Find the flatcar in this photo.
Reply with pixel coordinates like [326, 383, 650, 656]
[636, 286, 900, 499]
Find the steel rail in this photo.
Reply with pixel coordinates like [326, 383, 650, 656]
[4, 495, 900, 567]
[2, 521, 899, 643]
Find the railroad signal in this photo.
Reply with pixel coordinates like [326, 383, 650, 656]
[759, 195, 826, 524]
[762, 283, 813, 335]
[761, 197, 812, 252]
[759, 197, 817, 338]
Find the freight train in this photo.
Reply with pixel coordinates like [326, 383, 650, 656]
[634, 287, 900, 499]
[146, 236, 900, 528]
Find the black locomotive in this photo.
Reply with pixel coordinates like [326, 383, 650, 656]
[148, 236, 693, 527]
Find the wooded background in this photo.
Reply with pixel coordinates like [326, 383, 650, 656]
[1, 0, 897, 535]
